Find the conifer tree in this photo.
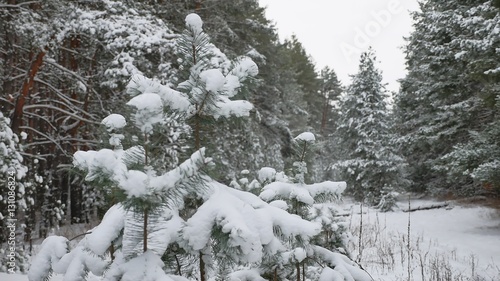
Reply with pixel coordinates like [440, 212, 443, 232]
[314, 66, 344, 182]
[0, 112, 29, 273]
[319, 67, 343, 135]
[394, 0, 500, 194]
[259, 132, 361, 280]
[331, 49, 405, 208]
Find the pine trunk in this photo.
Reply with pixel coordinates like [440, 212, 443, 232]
[320, 98, 330, 133]
[143, 208, 148, 253]
[302, 263, 305, 281]
[11, 50, 46, 133]
[200, 251, 206, 281]
[296, 262, 300, 281]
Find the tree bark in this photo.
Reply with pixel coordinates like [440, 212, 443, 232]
[200, 251, 206, 281]
[195, 0, 203, 12]
[296, 262, 300, 281]
[11, 50, 46, 133]
[320, 98, 330, 133]
[143, 208, 148, 252]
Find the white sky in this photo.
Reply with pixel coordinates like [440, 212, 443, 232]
[258, 0, 420, 92]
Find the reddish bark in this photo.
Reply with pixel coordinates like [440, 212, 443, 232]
[195, 0, 202, 12]
[11, 50, 46, 133]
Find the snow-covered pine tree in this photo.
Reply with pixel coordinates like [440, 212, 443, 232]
[319, 66, 343, 136]
[435, 0, 500, 195]
[331, 49, 405, 208]
[314, 66, 344, 182]
[394, 0, 499, 194]
[172, 13, 257, 150]
[258, 132, 365, 281]
[441, 95, 500, 194]
[151, 12, 373, 279]
[28, 89, 209, 281]
[0, 112, 29, 273]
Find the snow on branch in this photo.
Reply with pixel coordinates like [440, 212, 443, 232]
[181, 181, 321, 263]
[312, 245, 373, 281]
[260, 181, 346, 205]
[28, 236, 69, 281]
[126, 74, 191, 113]
[85, 204, 126, 255]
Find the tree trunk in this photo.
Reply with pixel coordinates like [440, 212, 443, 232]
[320, 97, 330, 133]
[302, 262, 305, 281]
[143, 208, 148, 253]
[175, 254, 182, 276]
[296, 262, 300, 281]
[194, 113, 201, 150]
[11, 50, 46, 133]
[200, 251, 206, 281]
[195, 0, 203, 12]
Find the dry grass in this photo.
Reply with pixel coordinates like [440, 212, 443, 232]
[347, 209, 500, 281]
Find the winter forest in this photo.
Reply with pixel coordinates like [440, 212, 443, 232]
[1, 0, 499, 281]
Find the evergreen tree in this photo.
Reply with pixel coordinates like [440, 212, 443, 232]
[331, 49, 405, 207]
[314, 66, 343, 182]
[442, 95, 500, 194]
[319, 67, 343, 136]
[259, 132, 361, 281]
[0, 112, 29, 273]
[394, 0, 500, 194]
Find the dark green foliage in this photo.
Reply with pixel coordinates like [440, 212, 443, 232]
[331, 49, 405, 206]
[395, 0, 500, 194]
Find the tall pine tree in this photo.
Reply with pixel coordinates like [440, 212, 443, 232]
[395, 0, 500, 194]
[331, 49, 405, 207]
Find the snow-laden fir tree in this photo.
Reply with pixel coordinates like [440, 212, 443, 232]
[441, 95, 500, 193]
[314, 66, 344, 182]
[394, 0, 500, 194]
[0, 112, 30, 273]
[258, 132, 367, 281]
[331, 49, 405, 209]
[319, 66, 343, 136]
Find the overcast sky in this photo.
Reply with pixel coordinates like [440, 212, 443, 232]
[258, 0, 420, 92]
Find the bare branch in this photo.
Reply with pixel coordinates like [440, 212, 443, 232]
[0, 1, 40, 9]
[19, 126, 68, 156]
[23, 104, 100, 125]
[44, 58, 90, 87]
[22, 111, 58, 131]
[34, 78, 86, 106]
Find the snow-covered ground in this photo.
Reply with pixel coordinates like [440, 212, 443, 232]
[345, 199, 500, 281]
[2, 199, 499, 281]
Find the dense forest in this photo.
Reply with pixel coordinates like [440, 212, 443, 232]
[0, 0, 499, 280]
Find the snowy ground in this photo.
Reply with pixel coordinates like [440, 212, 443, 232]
[345, 199, 500, 281]
[2, 199, 499, 281]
